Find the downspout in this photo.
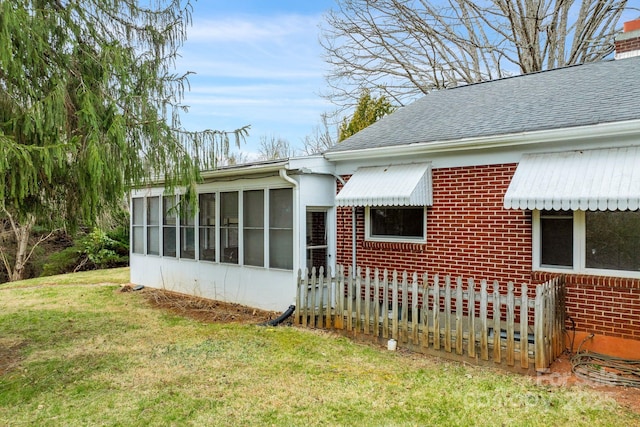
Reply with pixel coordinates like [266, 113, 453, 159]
[279, 168, 299, 276]
[352, 207, 356, 278]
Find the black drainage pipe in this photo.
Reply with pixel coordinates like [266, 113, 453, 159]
[260, 305, 295, 326]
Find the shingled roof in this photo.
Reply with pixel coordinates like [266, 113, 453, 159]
[326, 56, 640, 154]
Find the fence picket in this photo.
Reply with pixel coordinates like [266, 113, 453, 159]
[444, 276, 452, 353]
[374, 268, 380, 338]
[346, 266, 354, 332]
[480, 280, 488, 360]
[493, 281, 501, 363]
[506, 282, 515, 366]
[520, 283, 529, 369]
[412, 272, 419, 345]
[421, 273, 429, 350]
[468, 278, 476, 358]
[392, 270, 399, 341]
[364, 267, 371, 335]
[456, 277, 463, 355]
[534, 284, 546, 371]
[401, 271, 409, 343]
[318, 267, 326, 328]
[382, 269, 389, 339]
[334, 265, 344, 329]
[433, 275, 440, 350]
[355, 267, 362, 334]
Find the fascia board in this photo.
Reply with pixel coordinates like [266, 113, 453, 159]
[324, 119, 640, 162]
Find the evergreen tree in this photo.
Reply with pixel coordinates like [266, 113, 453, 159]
[0, 1, 247, 281]
[338, 89, 395, 142]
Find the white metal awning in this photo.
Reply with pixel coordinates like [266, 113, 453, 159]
[335, 163, 432, 207]
[504, 146, 640, 211]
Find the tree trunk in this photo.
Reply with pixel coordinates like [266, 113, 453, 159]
[9, 215, 35, 282]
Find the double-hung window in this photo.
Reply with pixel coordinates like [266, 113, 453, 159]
[535, 210, 640, 277]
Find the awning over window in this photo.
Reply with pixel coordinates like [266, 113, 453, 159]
[336, 163, 432, 207]
[504, 146, 640, 211]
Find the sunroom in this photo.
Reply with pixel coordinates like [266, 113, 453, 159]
[129, 156, 337, 311]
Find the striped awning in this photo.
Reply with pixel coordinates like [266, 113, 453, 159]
[336, 163, 432, 207]
[504, 146, 640, 211]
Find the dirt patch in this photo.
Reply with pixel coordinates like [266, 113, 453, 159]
[129, 286, 286, 325]
[0, 339, 28, 376]
[538, 354, 640, 414]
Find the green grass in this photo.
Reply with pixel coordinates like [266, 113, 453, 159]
[0, 268, 638, 426]
[0, 267, 130, 289]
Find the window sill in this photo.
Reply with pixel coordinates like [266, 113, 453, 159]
[532, 269, 640, 288]
[363, 240, 426, 252]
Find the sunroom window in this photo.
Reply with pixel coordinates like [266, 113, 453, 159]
[244, 190, 264, 267]
[146, 197, 160, 256]
[162, 196, 177, 257]
[220, 192, 239, 264]
[131, 198, 144, 254]
[269, 188, 293, 269]
[199, 193, 216, 262]
[180, 196, 195, 259]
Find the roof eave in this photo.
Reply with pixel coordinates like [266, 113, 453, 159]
[324, 119, 640, 162]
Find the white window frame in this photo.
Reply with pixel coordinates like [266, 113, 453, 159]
[533, 210, 640, 279]
[364, 206, 427, 243]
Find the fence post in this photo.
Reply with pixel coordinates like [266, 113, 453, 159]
[534, 284, 547, 371]
[347, 265, 354, 332]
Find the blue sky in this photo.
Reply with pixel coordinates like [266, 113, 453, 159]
[176, 0, 337, 159]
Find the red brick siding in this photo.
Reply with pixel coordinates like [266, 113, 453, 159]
[336, 163, 640, 341]
[533, 272, 640, 341]
[337, 164, 531, 284]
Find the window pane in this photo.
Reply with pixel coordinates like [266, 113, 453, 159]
[540, 211, 573, 267]
[180, 226, 195, 259]
[307, 211, 327, 246]
[132, 198, 144, 225]
[244, 190, 264, 266]
[163, 196, 177, 225]
[199, 193, 216, 226]
[147, 227, 159, 256]
[132, 226, 144, 254]
[244, 190, 264, 227]
[147, 197, 159, 225]
[586, 211, 640, 271]
[244, 229, 264, 266]
[220, 192, 239, 264]
[270, 229, 293, 269]
[199, 193, 216, 262]
[163, 227, 176, 257]
[370, 207, 424, 238]
[180, 196, 195, 226]
[269, 188, 293, 228]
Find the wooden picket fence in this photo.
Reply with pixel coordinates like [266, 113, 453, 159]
[295, 264, 565, 373]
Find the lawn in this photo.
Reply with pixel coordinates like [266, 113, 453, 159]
[0, 268, 638, 426]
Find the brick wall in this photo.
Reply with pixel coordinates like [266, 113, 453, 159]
[533, 272, 640, 341]
[336, 163, 640, 341]
[337, 164, 531, 284]
[615, 37, 640, 55]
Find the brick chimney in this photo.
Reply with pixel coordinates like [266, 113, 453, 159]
[615, 19, 640, 59]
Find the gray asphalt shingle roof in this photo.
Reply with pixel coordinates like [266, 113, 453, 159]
[326, 56, 640, 153]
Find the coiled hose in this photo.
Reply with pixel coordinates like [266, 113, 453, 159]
[571, 335, 640, 388]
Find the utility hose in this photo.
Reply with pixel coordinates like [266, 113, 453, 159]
[260, 305, 295, 327]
